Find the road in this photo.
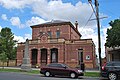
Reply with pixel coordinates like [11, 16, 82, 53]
[0, 72, 108, 80]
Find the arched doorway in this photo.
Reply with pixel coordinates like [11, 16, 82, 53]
[31, 49, 38, 66]
[41, 48, 47, 66]
[51, 48, 58, 63]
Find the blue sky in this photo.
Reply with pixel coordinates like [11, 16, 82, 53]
[0, 0, 120, 58]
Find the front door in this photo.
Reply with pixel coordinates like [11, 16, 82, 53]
[31, 49, 38, 66]
[41, 49, 47, 66]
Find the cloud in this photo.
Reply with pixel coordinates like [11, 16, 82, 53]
[1, 14, 8, 20]
[14, 34, 32, 43]
[101, 27, 108, 58]
[26, 16, 46, 26]
[24, 34, 32, 40]
[0, 0, 36, 9]
[9, 16, 46, 29]
[0, 0, 96, 27]
[0, 26, 2, 32]
[32, 0, 96, 28]
[78, 26, 108, 58]
[14, 35, 25, 43]
[10, 17, 25, 28]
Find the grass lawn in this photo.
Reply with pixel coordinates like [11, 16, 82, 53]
[84, 72, 100, 77]
[0, 68, 100, 77]
[0, 68, 40, 74]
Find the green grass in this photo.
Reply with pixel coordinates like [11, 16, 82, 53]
[0, 68, 100, 77]
[0, 68, 40, 74]
[84, 72, 100, 77]
[0, 68, 20, 72]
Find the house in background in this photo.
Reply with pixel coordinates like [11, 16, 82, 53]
[17, 20, 97, 69]
[105, 47, 120, 62]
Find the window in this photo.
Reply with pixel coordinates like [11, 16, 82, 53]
[113, 62, 120, 66]
[48, 31, 52, 38]
[48, 63, 56, 67]
[86, 55, 90, 60]
[39, 32, 43, 35]
[48, 63, 62, 68]
[52, 52, 56, 63]
[56, 30, 60, 38]
[56, 64, 63, 68]
[106, 63, 113, 66]
[61, 64, 69, 68]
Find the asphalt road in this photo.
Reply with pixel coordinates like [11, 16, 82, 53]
[0, 72, 108, 80]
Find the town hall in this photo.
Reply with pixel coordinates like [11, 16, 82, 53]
[17, 20, 97, 69]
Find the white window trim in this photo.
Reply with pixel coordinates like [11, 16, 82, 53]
[86, 55, 90, 60]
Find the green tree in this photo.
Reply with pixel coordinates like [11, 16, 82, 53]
[0, 27, 17, 60]
[106, 19, 120, 48]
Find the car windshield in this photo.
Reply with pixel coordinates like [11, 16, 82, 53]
[61, 64, 70, 68]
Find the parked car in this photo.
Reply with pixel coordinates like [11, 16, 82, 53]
[40, 63, 84, 78]
[101, 61, 120, 80]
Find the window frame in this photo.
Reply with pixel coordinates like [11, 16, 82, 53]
[56, 30, 60, 38]
[48, 31, 52, 38]
[86, 55, 90, 60]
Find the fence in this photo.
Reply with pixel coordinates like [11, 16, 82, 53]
[0, 60, 17, 67]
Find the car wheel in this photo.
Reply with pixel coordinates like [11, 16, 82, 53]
[45, 71, 51, 77]
[70, 72, 77, 78]
[108, 72, 117, 80]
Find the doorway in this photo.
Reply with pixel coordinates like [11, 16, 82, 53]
[51, 48, 58, 63]
[31, 49, 38, 66]
[78, 49, 83, 64]
[41, 48, 47, 66]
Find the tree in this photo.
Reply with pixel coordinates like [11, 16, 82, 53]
[106, 19, 120, 48]
[0, 27, 17, 60]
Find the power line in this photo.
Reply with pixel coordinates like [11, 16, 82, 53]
[81, 12, 94, 30]
[100, 7, 120, 19]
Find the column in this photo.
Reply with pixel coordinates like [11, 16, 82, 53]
[47, 48, 51, 64]
[37, 49, 41, 65]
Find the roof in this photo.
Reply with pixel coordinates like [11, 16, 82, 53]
[30, 20, 82, 37]
[30, 20, 70, 27]
[41, 20, 69, 25]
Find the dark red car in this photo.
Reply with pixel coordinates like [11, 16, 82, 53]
[40, 63, 84, 78]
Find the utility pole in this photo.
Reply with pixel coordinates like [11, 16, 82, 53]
[88, 0, 102, 73]
[95, 0, 102, 73]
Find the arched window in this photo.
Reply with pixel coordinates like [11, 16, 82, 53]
[51, 48, 58, 63]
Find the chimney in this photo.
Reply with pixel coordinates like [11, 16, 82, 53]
[75, 21, 78, 30]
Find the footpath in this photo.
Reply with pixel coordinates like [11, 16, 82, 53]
[0, 66, 39, 70]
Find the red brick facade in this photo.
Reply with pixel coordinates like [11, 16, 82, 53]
[17, 21, 97, 69]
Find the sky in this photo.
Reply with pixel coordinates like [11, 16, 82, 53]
[0, 0, 120, 58]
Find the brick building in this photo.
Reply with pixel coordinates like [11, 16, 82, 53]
[17, 20, 97, 69]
